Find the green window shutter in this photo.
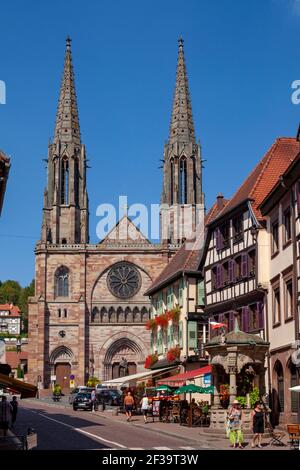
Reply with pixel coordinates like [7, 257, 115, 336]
[197, 280, 205, 306]
[170, 324, 174, 345]
[157, 292, 163, 314]
[179, 279, 184, 306]
[188, 321, 197, 349]
[158, 330, 163, 354]
[167, 325, 170, 346]
[179, 321, 183, 348]
[150, 331, 154, 354]
[167, 287, 174, 309]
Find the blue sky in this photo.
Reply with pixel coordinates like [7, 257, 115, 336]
[0, 0, 300, 286]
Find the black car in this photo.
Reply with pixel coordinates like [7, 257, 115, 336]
[96, 389, 122, 406]
[73, 392, 98, 411]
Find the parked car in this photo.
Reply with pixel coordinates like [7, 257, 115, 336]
[73, 392, 98, 411]
[96, 389, 122, 406]
[69, 386, 93, 404]
[95, 384, 109, 392]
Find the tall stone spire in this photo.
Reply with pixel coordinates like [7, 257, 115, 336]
[169, 37, 195, 145]
[54, 36, 81, 146]
[160, 37, 204, 244]
[41, 37, 89, 245]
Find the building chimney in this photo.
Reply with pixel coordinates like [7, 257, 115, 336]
[216, 193, 224, 210]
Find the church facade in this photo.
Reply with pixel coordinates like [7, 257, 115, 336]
[27, 37, 204, 389]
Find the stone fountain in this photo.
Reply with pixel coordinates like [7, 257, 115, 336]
[205, 314, 270, 433]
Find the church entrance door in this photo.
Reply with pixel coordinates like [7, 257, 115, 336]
[55, 363, 71, 389]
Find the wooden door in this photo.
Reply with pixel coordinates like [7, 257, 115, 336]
[55, 363, 71, 389]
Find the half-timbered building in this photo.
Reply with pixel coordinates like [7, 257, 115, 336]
[202, 138, 300, 350]
[260, 146, 300, 424]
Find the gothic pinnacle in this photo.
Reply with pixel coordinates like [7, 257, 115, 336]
[54, 37, 81, 146]
[169, 37, 196, 145]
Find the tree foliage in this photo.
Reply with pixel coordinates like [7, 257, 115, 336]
[0, 279, 35, 333]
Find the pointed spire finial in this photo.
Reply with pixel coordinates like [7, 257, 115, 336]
[178, 35, 184, 50]
[66, 35, 71, 51]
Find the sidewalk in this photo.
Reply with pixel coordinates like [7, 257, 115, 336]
[0, 429, 21, 450]
[94, 410, 291, 450]
[23, 398, 291, 450]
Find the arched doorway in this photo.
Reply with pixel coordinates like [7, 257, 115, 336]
[50, 346, 74, 390]
[102, 337, 143, 381]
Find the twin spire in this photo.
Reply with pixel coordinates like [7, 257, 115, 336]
[54, 36, 81, 146]
[54, 36, 195, 148]
[169, 37, 196, 145]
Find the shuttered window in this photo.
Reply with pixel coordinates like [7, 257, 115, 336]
[150, 331, 154, 354]
[241, 306, 249, 332]
[179, 321, 183, 348]
[167, 287, 174, 309]
[157, 330, 163, 355]
[179, 279, 184, 306]
[197, 280, 205, 306]
[188, 321, 197, 349]
[241, 253, 249, 278]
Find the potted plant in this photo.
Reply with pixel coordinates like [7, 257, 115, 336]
[155, 313, 169, 329]
[145, 319, 157, 331]
[167, 347, 181, 362]
[144, 354, 158, 369]
[167, 306, 181, 323]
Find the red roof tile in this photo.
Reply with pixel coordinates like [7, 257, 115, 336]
[145, 236, 203, 295]
[205, 194, 229, 225]
[0, 304, 21, 317]
[215, 137, 300, 222]
[146, 197, 229, 295]
[5, 351, 28, 369]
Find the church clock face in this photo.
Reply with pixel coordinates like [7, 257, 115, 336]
[107, 262, 141, 299]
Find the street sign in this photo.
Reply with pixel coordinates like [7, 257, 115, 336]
[203, 373, 211, 385]
[26, 433, 38, 450]
[51, 375, 56, 382]
[70, 379, 75, 388]
[70, 374, 75, 380]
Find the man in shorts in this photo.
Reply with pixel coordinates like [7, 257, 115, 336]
[124, 391, 135, 422]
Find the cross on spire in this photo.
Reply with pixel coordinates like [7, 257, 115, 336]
[169, 36, 195, 145]
[54, 36, 81, 146]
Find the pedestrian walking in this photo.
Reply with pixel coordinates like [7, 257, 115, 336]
[10, 396, 18, 427]
[0, 396, 12, 440]
[227, 400, 244, 449]
[91, 389, 97, 412]
[140, 393, 149, 423]
[124, 391, 135, 422]
[251, 401, 264, 448]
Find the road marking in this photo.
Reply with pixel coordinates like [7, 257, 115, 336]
[153, 447, 173, 450]
[25, 409, 127, 449]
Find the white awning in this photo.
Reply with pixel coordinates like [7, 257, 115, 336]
[102, 367, 177, 388]
[289, 385, 300, 393]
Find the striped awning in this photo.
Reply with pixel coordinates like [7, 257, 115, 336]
[157, 365, 212, 387]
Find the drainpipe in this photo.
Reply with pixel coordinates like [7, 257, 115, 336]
[185, 273, 189, 370]
[291, 187, 299, 342]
